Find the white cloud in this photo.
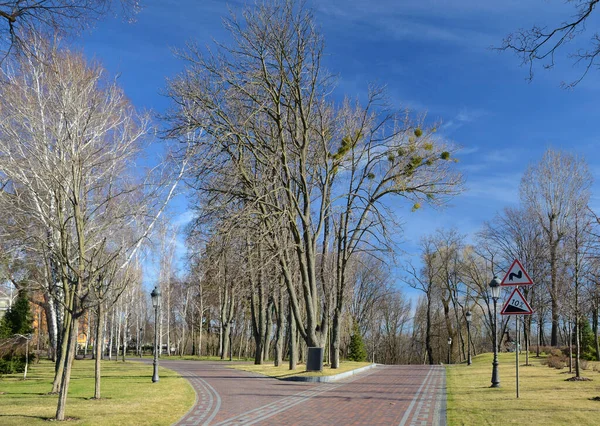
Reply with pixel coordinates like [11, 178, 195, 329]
[172, 210, 196, 228]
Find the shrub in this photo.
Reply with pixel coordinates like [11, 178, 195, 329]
[0, 354, 28, 374]
[547, 355, 566, 369]
[545, 350, 568, 369]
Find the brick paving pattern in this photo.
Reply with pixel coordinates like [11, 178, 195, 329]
[150, 360, 446, 426]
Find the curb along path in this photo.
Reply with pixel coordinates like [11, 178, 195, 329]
[148, 360, 446, 426]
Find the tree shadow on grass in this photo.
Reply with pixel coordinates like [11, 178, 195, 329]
[1, 391, 56, 396]
[0, 414, 54, 421]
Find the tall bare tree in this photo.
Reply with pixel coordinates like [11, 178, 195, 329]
[0, 37, 183, 419]
[166, 0, 462, 369]
[520, 149, 591, 347]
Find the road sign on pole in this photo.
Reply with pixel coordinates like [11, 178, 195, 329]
[500, 287, 533, 315]
[501, 259, 533, 286]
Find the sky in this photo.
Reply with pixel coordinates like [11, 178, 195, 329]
[75, 0, 600, 286]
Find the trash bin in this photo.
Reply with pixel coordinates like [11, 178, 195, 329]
[306, 347, 324, 372]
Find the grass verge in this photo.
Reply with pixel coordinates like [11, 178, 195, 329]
[447, 352, 600, 425]
[229, 361, 372, 378]
[0, 358, 195, 426]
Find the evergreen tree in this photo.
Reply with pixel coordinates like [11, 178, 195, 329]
[0, 290, 33, 374]
[577, 319, 596, 361]
[348, 322, 367, 362]
[0, 290, 33, 338]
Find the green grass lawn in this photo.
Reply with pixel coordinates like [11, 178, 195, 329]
[447, 352, 600, 425]
[0, 359, 195, 425]
[230, 361, 372, 378]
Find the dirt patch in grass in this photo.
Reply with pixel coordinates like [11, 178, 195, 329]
[565, 376, 593, 382]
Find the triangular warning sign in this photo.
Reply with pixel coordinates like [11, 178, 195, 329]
[501, 288, 533, 315]
[500, 259, 533, 286]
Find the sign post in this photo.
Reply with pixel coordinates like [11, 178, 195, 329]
[501, 260, 534, 399]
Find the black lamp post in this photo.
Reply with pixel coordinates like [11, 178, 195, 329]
[151, 286, 161, 383]
[466, 311, 472, 366]
[139, 327, 143, 358]
[447, 337, 452, 364]
[489, 276, 501, 388]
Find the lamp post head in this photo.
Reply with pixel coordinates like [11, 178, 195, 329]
[448, 337, 452, 345]
[151, 286, 161, 308]
[465, 311, 472, 323]
[489, 276, 501, 300]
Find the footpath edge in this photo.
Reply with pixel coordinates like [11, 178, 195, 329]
[280, 363, 378, 382]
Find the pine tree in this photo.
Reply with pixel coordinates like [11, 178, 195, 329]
[577, 319, 596, 361]
[0, 290, 33, 374]
[0, 290, 33, 338]
[348, 322, 367, 362]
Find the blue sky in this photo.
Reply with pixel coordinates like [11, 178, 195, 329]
[76, 0, 600, 284]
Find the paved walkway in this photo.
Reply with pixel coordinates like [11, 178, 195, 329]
[151, 360, 446, 426]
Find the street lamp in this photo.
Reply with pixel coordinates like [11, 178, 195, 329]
[139, 327, 143, 358]
[489, 276, 501, 388]
[465, 311, 472, 366]
[151, 286, 161, 383]
[447, 337, 452, 364]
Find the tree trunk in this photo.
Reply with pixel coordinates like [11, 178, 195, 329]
[331, 307, 341, 368]
[592, 302, 600, 361]
[288, 302, 297, 370]
[425, 291, 434, 365]
[84, 312, 90, 358]
[55, 312, 79, 420]
[94, 303, 104, 399]
[575, 318, 581, 378]
[44, 297, 58, 362]
[549, 219, 559, 347]
[568, 319, 573, 373]
[51, 306, 71, 393]
[115, 304, 122, 362]
[273, 289, 285, 367]
[263, 299, 273, 362]
[108, 307, 114, 360]
[121, 301, 128, 362]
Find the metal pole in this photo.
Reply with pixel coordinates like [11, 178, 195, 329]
[24, 336, 29, 380]
[467, 321, 472, 366]
[152, 304, 159, 383]
[447, 343, 450, 364]
[491, 298, 500, 387]
[516, 316, 520, 398]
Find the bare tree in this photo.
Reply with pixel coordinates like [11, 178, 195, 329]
[520, 149, 591, 347]
[0, 37, 183, 419]
[499, 0, 600, 87]
[479, 207, 547, 362]
[166, 0, 463, 369]
[564, 205, 594, 378]
[0, 0, 140, 61]
[406, 236, 446, 365]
